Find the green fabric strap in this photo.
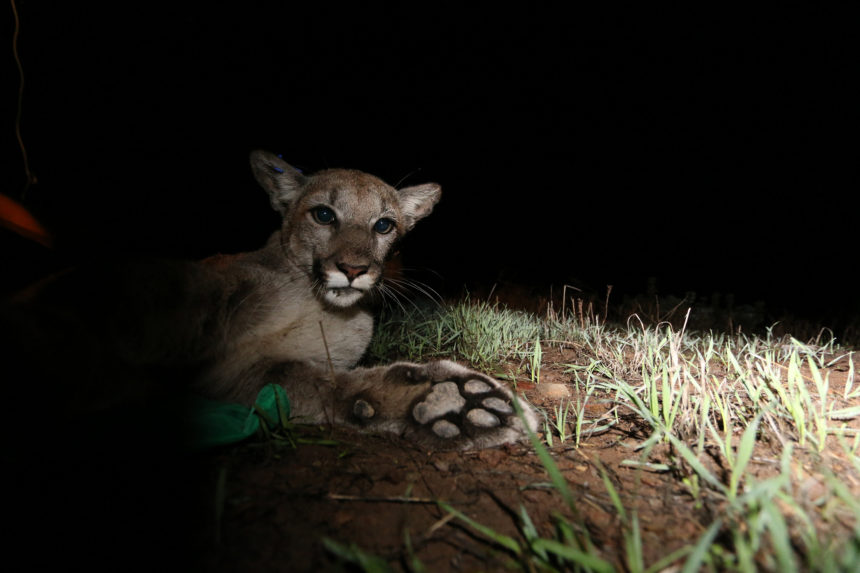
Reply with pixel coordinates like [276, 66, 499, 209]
[187, 384, 291, 449]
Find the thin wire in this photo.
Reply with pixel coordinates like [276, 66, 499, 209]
[11, 0, 37, 198]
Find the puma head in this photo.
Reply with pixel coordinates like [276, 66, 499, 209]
[249, 150, 441, 308]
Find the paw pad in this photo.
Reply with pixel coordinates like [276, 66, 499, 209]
[412, 382, 466, 424]
[481, 396, 512, 414]
[431, 419, 461, 438]
[413, 377, 515, 439]
[463, 379, 491, 394]
[353, 399, 375, 420]
[466, 408, 500, 428]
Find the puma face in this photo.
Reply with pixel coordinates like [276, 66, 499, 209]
[250, 151, 441, 308]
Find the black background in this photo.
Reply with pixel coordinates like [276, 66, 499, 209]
[4, 4, 857, 330]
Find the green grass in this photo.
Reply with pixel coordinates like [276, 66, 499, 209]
[367, 297, 541, 377]
[364, 296, 860, 572]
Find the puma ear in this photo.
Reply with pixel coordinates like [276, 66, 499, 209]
[249, 150, 307, 214]
[398, 183, 441, 230]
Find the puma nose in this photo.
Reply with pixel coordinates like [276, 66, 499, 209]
[337, 262, 369, 282]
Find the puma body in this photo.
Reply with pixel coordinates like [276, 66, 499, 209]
[2, 151, 537, 450]
[195, 238, 377, 401]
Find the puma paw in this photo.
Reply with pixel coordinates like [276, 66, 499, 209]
[381, 360, 538, 450]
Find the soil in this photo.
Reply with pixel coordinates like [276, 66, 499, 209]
[4, 335, 857, 572]
[182, 348, 859, 572]
[193, 367, 661, 572]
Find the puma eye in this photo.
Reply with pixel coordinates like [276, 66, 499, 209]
[311, 206, 336, 225]
[373, 218, 395, 234]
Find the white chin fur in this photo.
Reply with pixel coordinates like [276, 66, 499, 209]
[323, 288, 365, 307]
[322, 271, 375, 307]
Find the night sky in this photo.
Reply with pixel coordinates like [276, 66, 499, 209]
[4, 4, 857, 330]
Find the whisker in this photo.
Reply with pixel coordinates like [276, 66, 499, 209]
[383, 277, 444, 306]
[375, 283, 409, 315]
[373, 274, 445, 320]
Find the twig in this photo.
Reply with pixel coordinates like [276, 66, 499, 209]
[327, 493, 438, 504]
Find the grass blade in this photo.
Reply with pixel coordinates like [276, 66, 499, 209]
[437, 501, 522, 555]
[681, 519, 722, 573]
[530, 538, 615, 573]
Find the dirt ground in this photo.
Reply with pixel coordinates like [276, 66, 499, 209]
[183, 349, 859, 572]
[6, 348, 854, 572]
[194, 362, 666, 572]
[3, 321, 857, 572]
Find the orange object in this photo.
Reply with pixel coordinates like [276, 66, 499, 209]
[0, 193, 53, 247]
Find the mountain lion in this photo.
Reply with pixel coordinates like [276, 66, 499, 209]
[2, 150, 537, 450]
